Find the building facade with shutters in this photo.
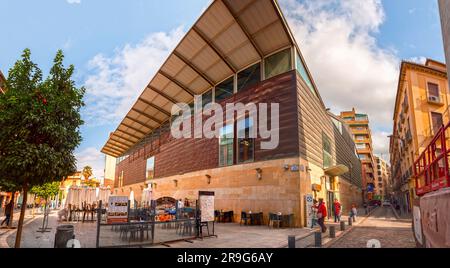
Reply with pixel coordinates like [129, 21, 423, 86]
[390, 59, 448, 213]
[339, 109, 376, 201]
[101, 0, 363, 227]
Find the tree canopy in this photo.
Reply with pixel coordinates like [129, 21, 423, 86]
[30, 181, 60, 201]
[0, 48, 85, 188]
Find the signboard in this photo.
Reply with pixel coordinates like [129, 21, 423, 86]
[305, 194, 314, 228]
[107, 196, 128, 224]
[199, 191, 215, 222]
[413, 206, 423, 245]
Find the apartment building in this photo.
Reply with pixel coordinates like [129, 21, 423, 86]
[101, 0, 363, 227]
[0, 70, 5, 94]
[439, 0, 450, 87]
[375, 156, 391, 200]
[390, 59, 448, 213]
[340, 109, 376, 201]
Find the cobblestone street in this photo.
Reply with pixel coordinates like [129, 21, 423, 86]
[329, 207, 416, 248]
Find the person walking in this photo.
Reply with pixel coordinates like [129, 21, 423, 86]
[317, 198, 327, 233]
[1, 199, 13, 227]
[333, 199, 341, 223]
[350, 203, 357, 222]
[310, 199, 318, 228]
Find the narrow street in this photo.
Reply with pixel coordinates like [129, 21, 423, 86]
[329, 207, 416, 248]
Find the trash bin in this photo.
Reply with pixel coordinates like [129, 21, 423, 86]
[54, 225, 74, 248]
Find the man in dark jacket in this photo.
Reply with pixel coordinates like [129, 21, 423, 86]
[1, 199, 13, 227]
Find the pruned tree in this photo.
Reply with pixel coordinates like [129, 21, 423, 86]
[0, 49, 84, 247]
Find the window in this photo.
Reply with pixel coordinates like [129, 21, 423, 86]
[355, 114, 368, 121]
[355, 135, 365, 141]
[146, 156, 155, 181]
[356, 143, 366, 149]
[431, 112, 443, 134]
[264, 48, 292, 80]
[237, 63, 260, 92]
[427, 82, 439, 98]
[296, 52, 316, 97]
[215, 77, 234, 103]
[331, 118, 343, 134]
[237, 117, 255, 164]
[219, 124, 234, 167]
[202, 89, 213, 108]
[118, 171, 124, 188]
[322, 133, 333, 169]
[358, 154, 367, 160]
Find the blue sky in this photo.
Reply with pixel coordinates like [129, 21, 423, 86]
[0, 0, 446, 176]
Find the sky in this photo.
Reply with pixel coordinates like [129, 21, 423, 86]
[0, 0, 446, 179]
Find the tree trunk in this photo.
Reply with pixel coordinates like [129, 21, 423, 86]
[14, 180, 28, 248]
[8, 192, 15, 229]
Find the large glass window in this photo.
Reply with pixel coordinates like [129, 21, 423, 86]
[237, 117, 255, 164]
[202, 89, 213, 109]
[322, 133, 333, 169]
[237, 63, 261, 92]
[146, 156, 155, 181]
[118, 171, 124, 187]
[219, 124, 234, 167]
[296, 52, 316, 97]
[264, 48, 292, 80]
[215, 77, 234, 103]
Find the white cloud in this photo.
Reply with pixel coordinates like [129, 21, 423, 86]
[67, 0, 81, 4]
[82, 26, 185, 125]
[279, 0, 400, 158]
[407, 56, 426, 64]
[75, 147, 104, 180]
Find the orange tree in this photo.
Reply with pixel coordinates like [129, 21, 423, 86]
[0, 49, 84, 247]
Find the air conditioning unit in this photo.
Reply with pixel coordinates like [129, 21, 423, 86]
[428, 95, 440, 103]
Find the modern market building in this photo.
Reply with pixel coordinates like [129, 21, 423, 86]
[101, 0, 363, 227]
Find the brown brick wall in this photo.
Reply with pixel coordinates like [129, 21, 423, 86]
[115, 71, 299, 187]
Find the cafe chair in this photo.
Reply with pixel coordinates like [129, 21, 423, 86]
[240, 212, 250, 226]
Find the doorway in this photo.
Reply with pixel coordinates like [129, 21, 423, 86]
[327, 191, 335, 219]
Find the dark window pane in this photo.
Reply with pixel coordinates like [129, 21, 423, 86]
[215, 77, 234, 102]
[219, 124, 234, 167]
[202, 89, 213, 108]
[428, 82, 439, 97]
[237, 63, 260, 92]
[432, 112, 443, 133]
[237, 118, 255, 163]
[264, 48, 292, 79]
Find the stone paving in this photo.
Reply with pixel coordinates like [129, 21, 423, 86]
[329, 207, 416, 248]
[1, 209, 312, 248]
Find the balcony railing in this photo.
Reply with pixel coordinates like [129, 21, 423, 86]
[427, 94, 445, 106]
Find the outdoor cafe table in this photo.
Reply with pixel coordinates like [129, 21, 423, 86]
[248, 212, 263, 225]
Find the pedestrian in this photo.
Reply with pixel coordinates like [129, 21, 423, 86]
[317, 198, 327, 233]
[1, 199, 13, 227]
[333, 199, 341, 223]
[310, 199, 318, 228]
[350, 203, 357, 222]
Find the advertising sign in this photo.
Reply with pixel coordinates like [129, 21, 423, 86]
[305, 194, 314, 228]
[107, 196, 129, 224]
[199, 191, 215, 222]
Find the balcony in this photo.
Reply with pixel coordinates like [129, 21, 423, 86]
[427, 94, 445, 106]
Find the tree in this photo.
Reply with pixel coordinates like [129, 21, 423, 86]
[30, 181, 61, 230]
[82, 166, 93, 181]
[0, 49, 85, 247]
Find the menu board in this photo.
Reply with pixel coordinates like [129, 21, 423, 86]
[107, 196, 129, 224]
[199, 191, 215, 222]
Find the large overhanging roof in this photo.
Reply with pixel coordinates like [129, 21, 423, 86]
[101, 0, 301, 157]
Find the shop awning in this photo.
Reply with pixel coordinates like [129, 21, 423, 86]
[101, 0, 301, 157]
[324, 165, 349, 177]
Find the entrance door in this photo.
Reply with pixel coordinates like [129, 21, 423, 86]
[327, 191, 335, 219]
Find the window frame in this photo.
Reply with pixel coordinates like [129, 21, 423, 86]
[263, 46, 293, 80]
[218, 123, 235, 167]
[237, 62, 262, 93]
[146, 156, 155, 181]
[322, 132, 333, 169]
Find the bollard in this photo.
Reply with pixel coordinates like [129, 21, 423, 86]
[340, 221, 346, 231]
[329, 226, 336, 238]
[348, 217, 353, 226]
[314, 231, 322, 248]
[288, 235, 296, 248]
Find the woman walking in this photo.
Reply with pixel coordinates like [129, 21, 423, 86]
[317, 198, 327, 233]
